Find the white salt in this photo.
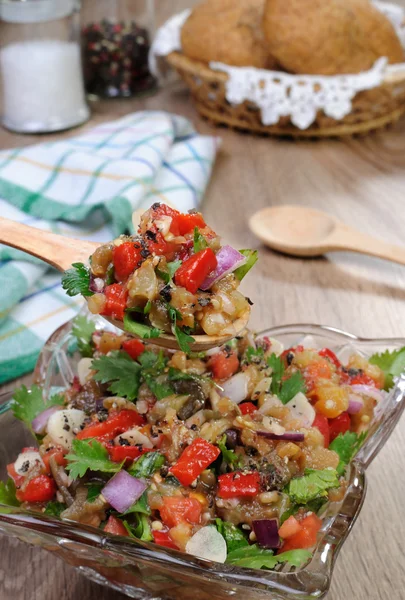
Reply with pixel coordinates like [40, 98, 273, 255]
[0, 39, 89, 133]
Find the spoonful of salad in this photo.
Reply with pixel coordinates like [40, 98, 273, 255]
[0, 204, 257, 352]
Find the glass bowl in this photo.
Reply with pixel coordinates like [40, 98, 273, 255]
[1, 317, 405, 600]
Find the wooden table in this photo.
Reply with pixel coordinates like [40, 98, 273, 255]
[2, 4, 405, 598]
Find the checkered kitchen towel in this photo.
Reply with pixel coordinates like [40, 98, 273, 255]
[0, 111, 220, 384]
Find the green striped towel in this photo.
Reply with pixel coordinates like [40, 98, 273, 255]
[0, 111, 220, 384]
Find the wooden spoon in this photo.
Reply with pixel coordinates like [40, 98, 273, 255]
[0, 216, 250, 351]
[249, 205, 405, 265]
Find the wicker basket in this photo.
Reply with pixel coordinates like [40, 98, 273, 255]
[166, 51, 405, 138]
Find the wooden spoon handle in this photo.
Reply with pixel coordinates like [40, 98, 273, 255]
[329, 224, 405, 266]
[0, 216, 99, 272]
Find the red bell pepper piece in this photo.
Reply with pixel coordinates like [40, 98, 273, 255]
[101, 283, 128, 321]
[152, 529, 179, 550]
[18, 475, 56, 504]
[328, 411, 351, 442]
[312, 414, 330, 448]
[280, 513, 322, 552]
[218, 471, 261, 499]
[319, 348, 341, 369]
[174, 248, 218, 294]
[113, 242, 143, 281]
[76, 409, 145, 441]
[208, 349, 239, 380]
[176, 213, 207, 235]
[169, 438, 220, 486]
[239, 402, 257, 416]
[104, 515, 129, 537]
[42, 447, 67, 472]
[107, 444, 148, 464]
[122, 338, 145, 360]
[159, 496, 202, 528]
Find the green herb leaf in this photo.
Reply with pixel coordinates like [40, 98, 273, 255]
[123, 514, 152, 542]
[92, 351, 142, 400]
[121, 491, 151, 516]
[128, 452, 165, 479]
[268, 354, 284, 396]
[61, 262, 93, 297]
[105, 264, 115, 286]
[65, 439, 122, 479]
[217, 435, 242, 467]
[246, 346, 265, 364]
[123, 312, 163, 340]
[11, 385, 64, 430]
[193, 227, 208, 253]
[0, 479, 20, 507]
[329, 431, 367, 476]
[168, 260, 182, 279]
[233, 249, 258, 282]
[369, 347, 405, 390]
[44, 501, 65, 517]
[226, 544, 311, 569]
[279, 371, 307, 405]
[215, 519, 248, 553]
[71, 315, 96, 358]
[280, 497, 327, 525]
[166, 304, 195, 354]
[86, 483, 104, 503]
[286, 468, 339, 504]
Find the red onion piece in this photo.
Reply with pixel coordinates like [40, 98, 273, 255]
[350, 385, 384, 403]
[32, 406, 61, 435]
[102, 471, 147, 513]
[252, 519, 281, 549]
[348, 394, 364, 414]
[89, 274, 105, 293]
[257, 430, 305, 442]
[200, 246, 247, 290]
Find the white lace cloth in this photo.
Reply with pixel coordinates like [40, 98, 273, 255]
[150, 2, 405, 130]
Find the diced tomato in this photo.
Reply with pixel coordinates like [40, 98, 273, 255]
[107, 444, 144, 464]
[160, 496, 202, 529]
[318, 348, 341, 369]
[18, 475, 56, 504]
[169, 438, 220, 486]
[152, 529, 179, 550]
[113, 242, 143, 281]
[208, 349, 239, 380]
[145, 230, 178, 260]
[239, 402, 257, 416]
[348, 372, 377, 387]
[328, 411, 351, 442]
[217, 471, 261, 499]
[122, 338, 145, 360]
[42, 448, 67, 472]
[7, 463, 24, 488]
[76, 409, 145, 441]
[278, 516, 302, 540]
[312, 414, 330, 447]
[280, 513, 322, 552]
[176, 213, 207, 235]
[104, 515, 129, 537]
[101, 284, 128, 321]
[174, 248, 218, 294]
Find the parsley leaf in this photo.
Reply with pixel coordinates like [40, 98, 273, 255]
[61, 262, 93, 297]
[193, 227, 208, 253]
[268, 354, 284, 396]
[233, 249, 258, 281]
[0, 479, 19, 507]
[279, 371, 307, 404]
[226, 545, 311, 569]
[329, 431, 367, 476]
[138, 350, 173, 400]
[44, 501, 65, 517]
[71, 315, 96, 358]
[123, 514, 152, 542]
[369, 347, 405, 390]
[121, 491, 151, 516]
[246, 346, 264, 364]
[92, 351, 142, 400]
[167, 304, 195, 354]
[286, 468, 339, 504]
[86, 483, 104, 503]
[11, 385, 64, 431]
[168, 260, 182, 279]
[65, 438, 122, 479]
[123, 312, 162, 340]
[128, 452, 165, 479]
[218, 435, 242, 467]
[215, 519, 248, 553]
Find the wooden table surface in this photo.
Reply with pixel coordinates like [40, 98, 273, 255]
[2, 2, 405, 598]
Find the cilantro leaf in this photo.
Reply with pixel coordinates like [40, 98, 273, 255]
[279, 371, 307, 405]
[369, 347, 405, 390]
[233, 249, 258, 281]
[246, 346, 264, 364]
[168, 260, 182, 279]
[268, 354, 284, 396]
[166, 304, 195, 354]
[218, 435, 242, 467]
[11, 385, 64, 430]
[44, 501, 65, 517]
[65, 439, 122, 479]
[121, 491, 151, 516]
[215, 519, 248, 553]
[92, 351, 141, 400]
[193, 227, 208, 253]
[0, 479, 20, 507]
[138, 350, 173, 400]
[123, 312, 162, 340]
[226, 544, 311, 569]
[71, 315, 96, 358]
[61, 262, 93, 297]
[128, 452, 165, 479]
[329, 431, 367, 476]
[280, 497, 327, 525]
[286, 468, 339, 504]
[86, 482, 104, 503]
[123, 514, 152, 541]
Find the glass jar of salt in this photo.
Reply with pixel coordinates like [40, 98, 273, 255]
[0, 0, 90, 133]
[81, 0, 156, 99]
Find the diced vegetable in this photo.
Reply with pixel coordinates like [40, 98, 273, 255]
[102, 471, 147, 513]
[200, 246, 247, 290]
[257, 430, 305, 442]
[107, 445, 144, 464]
[160, 496, 202, 528]
[47, 409, 86, 450]
[104, 515, 130, 537]
[32, 406, 60, 435]
[18, 475, 56, 504]
[218, 472, 261, 498]
[312, 414, 330, 448]
[113, 242, 143, 281]
[233, 249, 258, 281]
[278, 516, 302, 540]
[220, 372, 249, 405]
[328, 412, 351, 442]
[152, 529, 179, 549]
[252, 519, 280, 549]
[186, 526, 227, 563]
[101, 284, 128, 321]
[174, 248, 218, 294]
[280, 514, 322, 552]
[76, 409, 145, 441]
[209, 349, 239, 380]
[239, 402, 257, 415]
[169, 438, 220, 486]
[285, 393, 315, 427]
[122, 338, 145, 360]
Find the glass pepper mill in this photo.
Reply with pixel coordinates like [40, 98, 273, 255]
[81, 0, 156, 99]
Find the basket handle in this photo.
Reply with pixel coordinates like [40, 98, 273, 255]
[383, 66, 405, 85]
